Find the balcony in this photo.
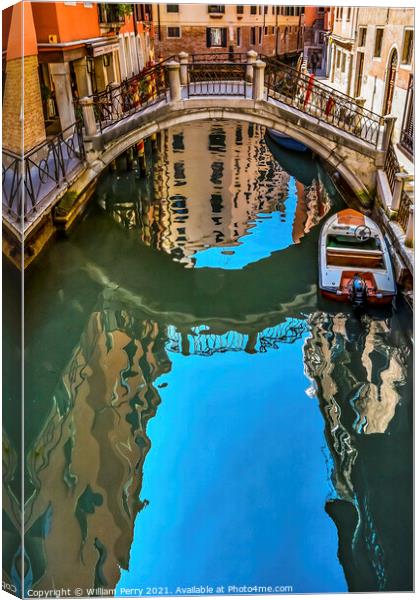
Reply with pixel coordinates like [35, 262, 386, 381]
[208, 5, 225, 18]
[98, 3, 126, 32]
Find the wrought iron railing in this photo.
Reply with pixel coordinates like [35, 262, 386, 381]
[384, 143, 400, 194]
[186, 62, 247, 97]
[191, 52, 249, 63]
[77, 58, 174, 134]
[2, 121, 85, 223]
[262, 57, 383, 146]
[397, 190, 413, 232]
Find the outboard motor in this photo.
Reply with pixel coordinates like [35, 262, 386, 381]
[348, 274, 367, 309]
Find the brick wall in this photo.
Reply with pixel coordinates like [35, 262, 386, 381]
[3, 55, 46, 153]
[155, 26, 298, 59]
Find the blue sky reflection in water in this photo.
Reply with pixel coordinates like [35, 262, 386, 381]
[192, 187, 298, 269]
[117, 340, 347, 594]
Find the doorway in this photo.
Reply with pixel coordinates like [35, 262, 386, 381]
[383, 48, 398, 115]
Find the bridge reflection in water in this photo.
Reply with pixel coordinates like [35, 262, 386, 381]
[4, 120, 412, 595]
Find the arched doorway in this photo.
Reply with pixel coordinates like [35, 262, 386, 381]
[383, 48, 398, 115]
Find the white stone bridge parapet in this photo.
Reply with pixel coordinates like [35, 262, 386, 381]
[4, 52, 408, 270]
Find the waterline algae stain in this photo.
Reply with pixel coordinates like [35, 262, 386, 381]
[6, 121, 412, 596]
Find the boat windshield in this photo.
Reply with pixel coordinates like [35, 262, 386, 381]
[327, 235, 381, 251]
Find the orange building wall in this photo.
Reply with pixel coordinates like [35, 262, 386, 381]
[304, 7, 319, 28]
[55, 2, 100, 42]
[32, 2, 100, 43]
[2, 5, 13, 52]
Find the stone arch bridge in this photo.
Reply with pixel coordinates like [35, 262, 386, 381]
[2, 53, 394, 266]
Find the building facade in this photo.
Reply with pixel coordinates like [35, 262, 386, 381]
[328, 7, 414, 157]
[2, 2, 155, 150]
[303, 6, 333, 75]
[152, 4, 304, 59]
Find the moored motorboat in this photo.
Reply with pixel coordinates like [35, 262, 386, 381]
[266, 128, 309, 153]
[319, 209, 396, 307]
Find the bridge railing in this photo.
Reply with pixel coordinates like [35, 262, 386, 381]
[190, 52, 249, 64]
[78, 60, 172, 134]
[2, 121, 85, 223]
[186, 62, 248, 97]
[262, 58, 383, 146]
[384, 142, 400, 194]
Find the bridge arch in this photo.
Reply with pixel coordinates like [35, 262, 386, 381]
[88, 98, 379, 203]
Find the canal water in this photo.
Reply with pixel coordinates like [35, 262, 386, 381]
[4, 121, 412, 595]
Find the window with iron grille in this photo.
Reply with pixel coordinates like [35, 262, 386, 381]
[250, 6, 257, 15]
[166, 4, 179, 12]
[402, 29, 413, 64]
[237, 5, 244, 14]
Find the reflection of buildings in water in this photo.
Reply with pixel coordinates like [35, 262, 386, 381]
[303, 311, 409, 591]
[3, 429, 22, 591]
[100, 121, 334, 265]
[152, 122, 290, 264]
[18, 310, 171, 593]
[292, 179, 331, 244]
[304, 312, 407, 495]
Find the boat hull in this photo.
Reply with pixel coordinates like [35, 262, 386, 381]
[266, 128, 309, 153]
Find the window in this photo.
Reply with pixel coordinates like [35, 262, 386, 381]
[358, 27, 367, 47]
[236, 5, 244, 14]
[258, 26, 263, 45]
[236, 27, 241, 46]
[206, 27, 227, 47]
[336, 7, 343, 20]
[374, 28, 384, 57]
[264, 6, 268, 14]
[346, 7, 351, 21]
[251, 26, 256, 45]
[250, 6, 257, 15]
[402, 29, 413, 64]
[341, 52, 346, 72]
[166, 4, 179, 12]
[336, 50, 341, 70]
[167, 26, 181, 38]
[208, 5, 225, 14]
[264, 26, 268, 36]
[172, 132, 184, 152]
